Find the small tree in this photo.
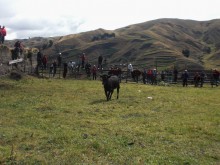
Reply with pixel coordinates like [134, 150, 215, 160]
[182, 49, 190, 58]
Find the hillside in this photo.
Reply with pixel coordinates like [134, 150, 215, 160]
[3, 18, 220, 71]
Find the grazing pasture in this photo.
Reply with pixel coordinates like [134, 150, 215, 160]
[0, 76, 219, 164]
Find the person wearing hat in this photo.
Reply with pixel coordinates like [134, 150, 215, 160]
[57, 53, 62, 67]
[181, 70, 189, 87]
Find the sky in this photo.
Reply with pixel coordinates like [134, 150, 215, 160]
[0, 0, 220, 40]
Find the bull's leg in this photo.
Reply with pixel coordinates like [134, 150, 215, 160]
[108, 90, 113, 100]
[105, 90, 108, 100]
[117, 87, 119, 99]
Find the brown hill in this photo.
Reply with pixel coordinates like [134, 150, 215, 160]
[4, 18, 220, 71]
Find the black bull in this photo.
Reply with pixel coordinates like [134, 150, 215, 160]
[100, 75, 120, 101]
[131, 69, 142, 83]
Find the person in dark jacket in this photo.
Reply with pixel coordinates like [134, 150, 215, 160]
[173, 68, 178, 83]
[57, 53, 62, 67]
[142, 68, 147, 84]
[37, 51, 42, 67]
[194, 72, 200, 87]
[161, 71, 165, 81]
[212, 69, 219, 87]
[200, 71, 206, 87]
[63, 62, 68, 78]
[98, 55, 103, 69]
[181, 70, 189, 87]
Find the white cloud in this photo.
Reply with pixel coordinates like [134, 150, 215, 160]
[0, 0, 219, 40]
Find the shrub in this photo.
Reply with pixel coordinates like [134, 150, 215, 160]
[182, 49, 190, 57]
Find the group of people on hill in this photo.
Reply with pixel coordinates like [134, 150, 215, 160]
[0, 25, 6, 44]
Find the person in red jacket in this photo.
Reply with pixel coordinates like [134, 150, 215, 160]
[92, 65, 97, 80]
[0, 25, 2, 44]
[1, 26, 6, 44]
[42, 55, 48, 69]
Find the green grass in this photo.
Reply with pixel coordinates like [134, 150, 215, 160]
[0, 76, 219, 164]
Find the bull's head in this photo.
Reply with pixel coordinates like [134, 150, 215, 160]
[100, 74, 110, 85]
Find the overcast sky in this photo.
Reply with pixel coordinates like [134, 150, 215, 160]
[0, 0, 219, 40]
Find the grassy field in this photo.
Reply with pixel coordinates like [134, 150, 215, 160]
[0, 76, 219, 164]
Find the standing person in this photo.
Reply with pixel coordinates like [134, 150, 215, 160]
[36, 50, 43, 75]
[128, 63, 133, 76]
[27, 49, 33, 72]
[200, 71, 206, 87]
[49, 63, 54, 77]
[57, 53, 62, 67]
[14, 40, 22, 48]
[173, 68, 178, 83]
[0, 26, 6, 44]
[152, 69, 157, 85]
[98, 55, 103, 69]
[37, 51, 42, 67]
[92, 65, 97, 80]
[167, 70, 172, 82]
[14, 40, 23, 57]
[212, 69, 220, 87]
[194, 72, 200, 87]
[147, 69, 152, 84]
[181, 70, 189, 87]
[142, 68, 147, 84]
[42, 55, 48, 69]
[63, 62, 68, 78]
[81, 53, 86, 68]
[161, 71, 165, 81]
[85, 62, 91, 77]
[52, 60, 57, 77]
[0, 25, 2, 44]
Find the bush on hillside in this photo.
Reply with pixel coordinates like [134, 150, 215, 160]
[203, 46, 211, 54]
[182, 49, 190, 58]
[92, 33, 115, 41]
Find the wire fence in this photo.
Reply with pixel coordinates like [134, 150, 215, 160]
[3, 58, 220, 88]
